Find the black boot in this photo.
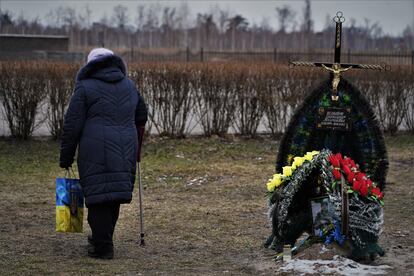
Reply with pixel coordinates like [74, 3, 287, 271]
[87, 235, 94, 246]
[87, 246, 114, 260]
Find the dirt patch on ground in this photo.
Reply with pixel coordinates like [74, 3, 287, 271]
[0, 135, 412, 275]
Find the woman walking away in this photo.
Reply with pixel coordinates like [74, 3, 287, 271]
[59, 48, 148, 259]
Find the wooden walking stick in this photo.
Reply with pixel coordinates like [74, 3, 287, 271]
[137, 126, 145, 246]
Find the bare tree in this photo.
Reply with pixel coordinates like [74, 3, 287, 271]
[226, 15, 249, 50]
[45, 7, 65, 28]
[217, 9, 230, 50]
[256, 17, 272, 49]
[275, 5, 296, 33]
[16, 11, 27, 34]
[2, 3, 413, 52]
[176, 2, 191, 48]
[402, 25, 413, 49]
[78, 4, 92, 28]
[0, 10, 14, 30]
[143, 3, 161, 48]
[61, 7, 77, 27]
[301, 0, 313, 33]
[76, 5, 92, 50]
[100, 13, 109, 26]
[61, 7, 77, 49]
[161, 7, 178, 47]
[197, 13, 216, 49]
[112, 4, 129, 29]
[136, 5, 146, 31]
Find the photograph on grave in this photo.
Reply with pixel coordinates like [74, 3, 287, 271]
[310, 196, 336, 236]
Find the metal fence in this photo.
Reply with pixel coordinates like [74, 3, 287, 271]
[119, 48, 414, 66]
[0, 48, 413, 65]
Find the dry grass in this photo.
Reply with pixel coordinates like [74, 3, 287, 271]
[0, 134, 413, 275]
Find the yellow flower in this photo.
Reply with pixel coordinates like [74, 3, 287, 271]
[304, 153, 314, 161]
[272, 173, 283, 187]
[292, 157, 305, 168]
[266, 181, 276, 192]
[266, 174, 284, 192]
[303, 151, 319, 161]
[283, 166, 293, 177]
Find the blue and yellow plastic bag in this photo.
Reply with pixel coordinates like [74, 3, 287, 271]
[56, 176, 84, 233]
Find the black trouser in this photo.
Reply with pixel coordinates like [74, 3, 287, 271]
[87, 203, 120, 253]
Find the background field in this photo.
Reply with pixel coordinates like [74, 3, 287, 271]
[0, 134, 412, 275]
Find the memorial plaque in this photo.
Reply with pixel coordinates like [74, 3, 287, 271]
[316, 107, 351, 131]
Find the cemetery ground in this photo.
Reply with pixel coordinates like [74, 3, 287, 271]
[0, 134, 413, 275]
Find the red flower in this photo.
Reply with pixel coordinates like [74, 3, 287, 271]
[342, 157, 351, 166]
[350, 160, 356, 168]
[366, 179, 373, 188]
[356, 172, 366, 181]
[335, 153, 343, 162]
[353, 180, 361, 191]
[347, 172, 355, 183]
[378, 192, 384, 200]
[329, 154, 340, 168]
[360, 185, 368, 197]
[342, 164, 352, 176]
[371, 187, 381, 197]
[360, 179, 367, 188]
[332, 169, 341, 180]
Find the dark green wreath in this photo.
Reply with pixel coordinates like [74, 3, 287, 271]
[266, 149, 384, 261]
[275, 76, 388, 189]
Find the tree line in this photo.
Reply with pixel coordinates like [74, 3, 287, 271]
[0, 0, 413, 52]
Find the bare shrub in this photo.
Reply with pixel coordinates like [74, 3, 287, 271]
[128, 68, 154, 135]
[0, 62, 47, 139]
[140, 64, 194, 137]
[46, 63, 78, 139]
[362, 67, 410, 134]
[261, 66, 288, 137]
[233, 64, 265, 136]
[193, 64, 236, 136]
[261, 66, 318, 137]
[1, 61, 413, 139]
[403, 70, 414, 133]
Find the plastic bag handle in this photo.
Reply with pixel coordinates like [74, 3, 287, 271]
[64, 167, 76, 179]
[62, 168, 79, 215]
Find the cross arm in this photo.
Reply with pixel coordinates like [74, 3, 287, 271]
[339, 63, 389, 71]
[289, 61, 389, 71]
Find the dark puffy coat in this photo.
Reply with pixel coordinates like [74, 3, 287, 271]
[60, 55, 147, 206]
